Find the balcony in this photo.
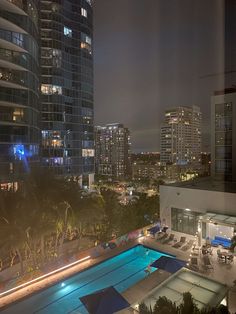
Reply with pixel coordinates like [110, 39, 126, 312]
[0, 29, 27, 52]
[0, 48, 28, 71]
[0, 0, 27, 16]
[0, 68, 27, 90]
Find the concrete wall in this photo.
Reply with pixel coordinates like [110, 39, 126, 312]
[160, 185, 236, 229]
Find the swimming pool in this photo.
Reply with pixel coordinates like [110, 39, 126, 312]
[1, 245, 172, 314]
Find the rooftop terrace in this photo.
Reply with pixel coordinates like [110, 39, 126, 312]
[163, 177, 236, 194]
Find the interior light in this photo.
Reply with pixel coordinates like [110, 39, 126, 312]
[185, 208, 191, 211]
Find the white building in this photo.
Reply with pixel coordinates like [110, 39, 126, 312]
[160, 106, 202, 167]
[160, 179, 236, 242]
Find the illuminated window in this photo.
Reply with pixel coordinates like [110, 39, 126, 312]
[81, 42, 91, 54]
[13, 108, 24, 122]
[41, 84, 62, 95]
[64, 26, 72, 37]
[85, 35, 91, 45]
[52, 49, 62, 67]
[80, 33, 92, 54]
[81, 8, 87, 17]
[82, 149, 95, 157]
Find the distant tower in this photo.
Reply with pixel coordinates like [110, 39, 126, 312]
[160, 106, 202, 166]
[40, 0, 94, 186]
[95, 124, 131, 179]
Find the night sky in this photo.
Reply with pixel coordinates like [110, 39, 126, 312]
[93, 0, 225, 152]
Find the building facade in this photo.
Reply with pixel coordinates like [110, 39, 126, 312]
[160, 106, 202, 167]
[40, 0, 94, 186]
[132, 163, 165, 182]
[224, 0, 236, 88]
[211, 89, 236, 181]
[95, 123, 131, 180]
[131, 152, 164, 182]
[0, 0, 40, 188]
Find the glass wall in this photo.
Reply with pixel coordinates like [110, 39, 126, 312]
[171, 208, 201, 235]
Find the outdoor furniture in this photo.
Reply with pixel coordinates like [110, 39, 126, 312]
[189, 257, 199, 272]
[217, 250, 234, 263]
[147, 225, 160, 237]
[162, 233, 175, 244]
[181, 239, 194, 251]
[211, 236, 231, 249]
[226, 254, 234, 264]
[156, 233, 168, 242]
[192, 247, 200, 256]
[203, 255, 213, 270]
[151, 256, 186, 273]
[80, 286, 130, 314]
[201, 245, 212, 255]
[161, 226, 168, 233]
[172, 236, 186, 248]
[155, 232, 164, 240]
[217, 249, 225, 263]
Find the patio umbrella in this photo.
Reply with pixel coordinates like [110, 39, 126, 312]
[147, 225, 160, 234]
[80, 286, 130, 314]
[151, 256, 186, 273]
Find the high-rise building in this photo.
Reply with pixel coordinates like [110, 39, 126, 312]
[0, 0, 40, 188]
[95, 123, 131, 180]
[224, 0, 236, 88]
[160, 106, 202, 166]
[40, 0, 94, 186]
[211, 88, 236, 181]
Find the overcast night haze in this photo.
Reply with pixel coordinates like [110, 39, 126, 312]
[0, 1, 236, 313]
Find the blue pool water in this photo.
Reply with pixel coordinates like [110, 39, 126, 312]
[1, 245, 172, 314]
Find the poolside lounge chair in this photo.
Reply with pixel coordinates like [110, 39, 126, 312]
[172, 237, 186, 248]
[162, 234, 175, 244]
[181, 239, 194, 251]
[192, 247, 200, 256]
[189, 257, 199, 272]
[156, 233, 168, 242]
[203, 255, 213, 270]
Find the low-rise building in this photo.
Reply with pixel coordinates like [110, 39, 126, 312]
[132, 163, 165, 181]
[160, 178, 236, 243]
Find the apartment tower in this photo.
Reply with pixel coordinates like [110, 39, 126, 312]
[160, 106, 202, 166]
[95, 123, 131, 180]
[0, 0, 40, 188]
[40, 0, 94, 186]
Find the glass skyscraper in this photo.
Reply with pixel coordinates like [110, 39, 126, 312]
[0, 0, 40, 188]
[40, 0, 94, 185]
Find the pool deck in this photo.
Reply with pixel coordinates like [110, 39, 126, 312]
[0, 236, 190, 311]
[1, 234, 236, 313]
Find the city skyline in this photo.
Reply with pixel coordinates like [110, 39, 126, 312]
[93, 0, 227, 152]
